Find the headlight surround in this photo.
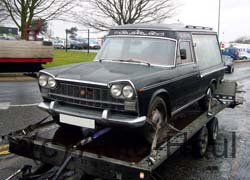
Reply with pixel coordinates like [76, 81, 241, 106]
[48, 76, 57, 88]
[111, 84, 122, 97]
[39, 75, 48, 87]
[122, 85, 134, 99]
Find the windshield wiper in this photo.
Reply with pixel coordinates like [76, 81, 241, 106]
[117, 59, 151, 66]
[98, 58, 151, 66]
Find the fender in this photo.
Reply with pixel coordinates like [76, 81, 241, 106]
[209, 78, 217, 88]
[148, 89, 172, 118]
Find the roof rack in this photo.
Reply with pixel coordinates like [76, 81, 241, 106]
[185, 25, 213, 31]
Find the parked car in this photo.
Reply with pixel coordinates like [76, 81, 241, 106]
[239, 52, 250, 60]
[38, 24, 225, 144]
[69, 40, 83, 49]
[222, 47, 239, 60]
[52, 39, 70, 49]
[223, 55, 234, 73]
[88, 39, 101, 49]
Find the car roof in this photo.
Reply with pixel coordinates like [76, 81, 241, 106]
[110, 23, 216, 33]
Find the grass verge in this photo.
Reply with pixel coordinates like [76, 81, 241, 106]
[43, 50, 97, 68]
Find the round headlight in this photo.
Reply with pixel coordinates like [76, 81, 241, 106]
[122, 85, 134, 99]
[48, 77, 57, 88]
[39, 75, 48, 87]
[111, 84, 122, 97]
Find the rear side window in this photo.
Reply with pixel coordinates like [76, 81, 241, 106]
[192, 34, 222, 70]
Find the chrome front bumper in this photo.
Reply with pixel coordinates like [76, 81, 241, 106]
[38, 101, 146, 128]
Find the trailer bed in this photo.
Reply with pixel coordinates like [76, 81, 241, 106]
[8, 81, 238, 180]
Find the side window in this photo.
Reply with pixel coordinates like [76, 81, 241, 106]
[179, 41, 193, 64]
[192, 34, 222, 70]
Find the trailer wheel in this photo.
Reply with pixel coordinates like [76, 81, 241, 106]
[192, 127, 208, 158]
[144, 97, 167, 144]
[207, 117, 219, 145]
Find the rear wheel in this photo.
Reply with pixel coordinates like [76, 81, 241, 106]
[192, 127, 208, 158]
[144, 97, 168, 144]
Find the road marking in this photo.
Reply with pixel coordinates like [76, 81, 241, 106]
[0, 150, 10, 155]
[230, 105, 247, 178]
[0, 144, 10, 156]
[9, 103, 38, 107]
[0, 144, 9, 150]
[0, 102, 39, 110]
[0, 102, 10, 110]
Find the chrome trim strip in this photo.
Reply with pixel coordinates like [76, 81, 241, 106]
[200, 66, 226, 78]
[55, 78, 108, 86]
[144, 72, 199, 90]
[39, 71, 108, 86]
[108, 79, 140, 114]
[49, 93, 124, 106]
[38, 102, 146, 127]
[110, 27, 217, 33]
[171, 95, 205, 116]
[39, 70, 56, 78]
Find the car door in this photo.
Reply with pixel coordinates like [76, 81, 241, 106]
[175, 40, 201, 108]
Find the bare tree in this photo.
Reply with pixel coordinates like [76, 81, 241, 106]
[2, 0, 77, 38]
[76, 0, 177, 31]
[0, 1, 9, 22]
[233, 36, 250, 44]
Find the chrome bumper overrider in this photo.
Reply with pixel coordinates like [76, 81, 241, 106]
[38, 101, 146, 128]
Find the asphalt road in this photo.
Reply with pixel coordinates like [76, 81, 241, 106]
[0, 63, 250, 179]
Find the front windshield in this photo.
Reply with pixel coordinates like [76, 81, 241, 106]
[95, 37, 176, 66]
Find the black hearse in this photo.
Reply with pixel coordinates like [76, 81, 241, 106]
[38, 24, 225, 143]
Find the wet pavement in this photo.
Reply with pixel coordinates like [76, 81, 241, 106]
[0, 63, 250, 179]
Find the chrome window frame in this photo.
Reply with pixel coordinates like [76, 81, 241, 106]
[177, 40, 195, 66]
[95, 35, 178, 68]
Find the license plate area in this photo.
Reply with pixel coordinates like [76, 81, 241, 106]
[59, 114, 95, 129]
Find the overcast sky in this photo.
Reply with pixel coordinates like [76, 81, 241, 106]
[49, 0, 250, 42]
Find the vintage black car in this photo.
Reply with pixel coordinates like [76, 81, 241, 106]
[38, 24, 225, 143]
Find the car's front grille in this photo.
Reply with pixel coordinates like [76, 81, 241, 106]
[48, 81, 125, 111]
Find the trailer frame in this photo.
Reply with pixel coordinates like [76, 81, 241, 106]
[7, 81, 238, 180]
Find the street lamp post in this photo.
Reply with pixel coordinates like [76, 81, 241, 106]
[218, 0, 221, 40]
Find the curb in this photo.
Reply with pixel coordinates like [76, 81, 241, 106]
[0, 73, 36, 81]
[234, 60, 250, 64]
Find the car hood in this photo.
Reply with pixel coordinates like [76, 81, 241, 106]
[42, 61, 173, 88]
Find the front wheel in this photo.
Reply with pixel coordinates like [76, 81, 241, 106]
[144, 97, 168, 144]
[198, 85, 214, 111]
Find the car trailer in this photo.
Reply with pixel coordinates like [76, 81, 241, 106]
[6, 81, 240, 180]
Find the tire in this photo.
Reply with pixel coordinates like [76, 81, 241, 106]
[207, 117, 219, 145]
[242, 57, 247, 60]
[192, 127, 208, 158]
[144, 97, 168, 144]
[198, 85, 215, 111]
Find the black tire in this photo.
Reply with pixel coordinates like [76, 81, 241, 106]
[242, 57, 247, 60]
[198, 85, 215, 111]
[192, 127, 208, 158]
[207, 117, 219, 145]
[144, 97, 168, 144]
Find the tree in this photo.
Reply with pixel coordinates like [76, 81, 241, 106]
[66, 27, 78, 39]
[77, 0, 177, 31]
[233, 36, 250, 44]
[2, 0, 76, 38]
[0, 1, 9, 22]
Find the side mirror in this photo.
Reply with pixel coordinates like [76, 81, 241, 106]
[180, 49, 187, 60]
